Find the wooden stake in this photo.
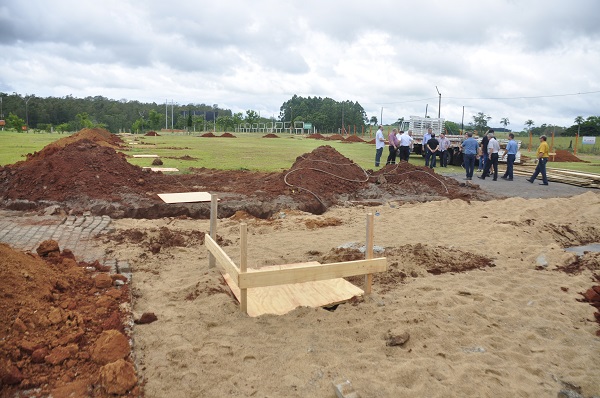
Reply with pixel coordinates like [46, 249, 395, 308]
[240, 223, 248, 314]
[364, 213, 374, 294]
[209, 194, 218, 268]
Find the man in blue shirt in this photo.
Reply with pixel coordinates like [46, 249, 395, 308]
[501, 133, 518, 181]
[461, 132, 479, 180]
[423, 128, 432, 167]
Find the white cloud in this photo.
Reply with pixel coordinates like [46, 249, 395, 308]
[1, 0, 599, 131]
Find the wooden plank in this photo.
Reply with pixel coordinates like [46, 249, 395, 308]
[157, 191, 212, 203]
[238, 258, 387, 289]
[205, 234, 239, 284]
[240, 223, 248, 313]
[223, 273, 364, 317]
[132, 154, 159, 158]
[209, 194, 218, 268]
[143, 167, 180, 172]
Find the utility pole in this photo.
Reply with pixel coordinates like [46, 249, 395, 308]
[380, 107, 383, 126]
[461, 106, 465, 133]
[171, 100, 174, 131]
[436, 86, 441, 118]
[165, 99, 168, 130]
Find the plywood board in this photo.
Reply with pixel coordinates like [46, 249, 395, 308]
[143, 167, 180, 172]
[133, 154, 159, 158]
[222, 272, 364, 317]
[157, 191, 212, 203]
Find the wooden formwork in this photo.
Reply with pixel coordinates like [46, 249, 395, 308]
[205, 194, 387, 316]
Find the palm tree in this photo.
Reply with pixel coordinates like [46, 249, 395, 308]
[500, 117, 510, 129]
[370, 116, 378, 126]
[574, 116, 584, 136]
[525, 119, 534, 133]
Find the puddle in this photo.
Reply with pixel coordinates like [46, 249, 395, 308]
[564, 243, 600, 256]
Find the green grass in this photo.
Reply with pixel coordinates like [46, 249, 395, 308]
[1, 131, 599, 175]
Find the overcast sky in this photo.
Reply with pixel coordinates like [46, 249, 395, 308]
[1, 0, 599, 131]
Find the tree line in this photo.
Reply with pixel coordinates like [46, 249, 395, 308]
[1, 92, 598, 136]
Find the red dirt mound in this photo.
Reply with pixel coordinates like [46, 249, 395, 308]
[326, 134, 344, 141]
[345, 135, 365, 142]
[144, 131, 160, 136]
[0, 139, 163, 203]
[552, 149, 586, 162]
[220, 133, 236, 138]
[306, 134, 324, 139]
[367, 139, 376, 144]
[262, 134, 279, 138]
[200, 132, 216, 137]
[0, 242, 138, 397]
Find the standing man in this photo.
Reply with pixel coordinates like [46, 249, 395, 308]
[479, 132, 489, 174]
[438, 132, 451, 167]
[426, 133, 439, 169]
[501, 133, 518, 181]
[479, 131, 500, 180]
[423, 128, 432, 167]
[375, 125, 386, 167]
[461, 132, 479, 180]
[398, 130, 413, 161]
[386, 128, 399, 164]
[527, 135, 550, 185]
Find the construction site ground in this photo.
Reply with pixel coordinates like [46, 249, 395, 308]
[1, 129, 599, 398]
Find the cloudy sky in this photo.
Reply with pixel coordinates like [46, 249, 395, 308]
[1, 0, 599, 131]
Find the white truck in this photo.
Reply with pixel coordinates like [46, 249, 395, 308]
[399, 116, 521, 165]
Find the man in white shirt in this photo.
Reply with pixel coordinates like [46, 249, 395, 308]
[478, 130, 500, 181]
[375, 125, 386, 167]
[398, 130, 413, 161]
[438, 132, 451, 167]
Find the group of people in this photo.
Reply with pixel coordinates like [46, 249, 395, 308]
[375, 125, 550, 186]
[374, 125, 415, 167]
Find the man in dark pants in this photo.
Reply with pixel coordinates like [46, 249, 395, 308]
[501, 133, 518, 181]
[426, 133, 439, 169]
[479, 132, 489, 175]
[423, 128, 432, 167]
[479, 131, 499, 181]
[527, 135, 550, 185]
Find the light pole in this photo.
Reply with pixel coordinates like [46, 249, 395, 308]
[435, 86, 441, 118]
[24, 95, 34, 132]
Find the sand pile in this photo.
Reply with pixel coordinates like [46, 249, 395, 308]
[0, 242, 138, 397]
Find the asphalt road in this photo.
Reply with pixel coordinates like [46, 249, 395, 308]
[441, 169, 597, 199]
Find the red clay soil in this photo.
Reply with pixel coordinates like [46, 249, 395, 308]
[305, 134, 324, 139]
[326, 134, 345, 141]
[344, 135, 365, 143]
[144, 131, 160, 136]
[219, 133, 236, 138]
[200, 132, 216, 137]
[262, 134, 279, 138]
[551, 149, 586, 162]
[0, 242, 139, 397]
[0, 129, 498, 219]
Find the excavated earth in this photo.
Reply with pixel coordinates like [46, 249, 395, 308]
[0, 129, 499, 220]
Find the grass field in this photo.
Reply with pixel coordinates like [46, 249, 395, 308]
[1, 131, 599, 175]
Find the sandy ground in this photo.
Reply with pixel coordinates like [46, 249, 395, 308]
[92, 190, 600, 398]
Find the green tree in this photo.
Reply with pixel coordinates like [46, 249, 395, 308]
[471, 112, 492, 135]
[245, 110, 259, 127]
[370, 116, 378, 126]
[524, 119, 535, 133]
[74, 112, 94, 130]
[574, 116, 584, 136]
[500, 117, 510, 129]
[148, 110, 163, 130]
[6, 112, 25, 131]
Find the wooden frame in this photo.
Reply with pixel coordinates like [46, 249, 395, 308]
[204, 195, 387, 315]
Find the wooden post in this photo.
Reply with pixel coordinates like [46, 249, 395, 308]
[209, 194, 218, 268]
[364, 213, 374, 295]
[574, 133, 579, 156]
[353, 125, 356, 135]
[528, 132, 532, 152]
[240, 223, 248, 313]
[550, 131, 555, 152]
[362, 125, 364, 137]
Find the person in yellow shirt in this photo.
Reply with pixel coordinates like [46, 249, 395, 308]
[526, 135, 550, 185]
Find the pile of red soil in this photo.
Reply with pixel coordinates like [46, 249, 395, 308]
[345, 135, 365, 142]
[366, 139, 376, 144]
[306, 133, 324, 139]
[0, 242, 139, 397]
[200, 132, 216, 137]
[23, 129, 125, 160]
[144, 131, 160, 136]
[0, 129, 494, 219]
[262, 134, 279, 138]
[326, 134, 344, 141]
[0, 138, 161, 203]
[220, 133, 236, 138]
[551, 149, 586, 162]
